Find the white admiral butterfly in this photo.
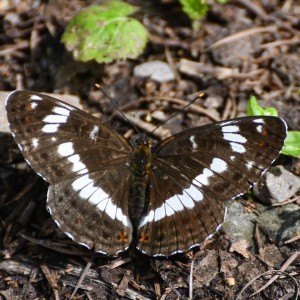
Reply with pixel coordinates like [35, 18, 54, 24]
[6, 90, 287, 256]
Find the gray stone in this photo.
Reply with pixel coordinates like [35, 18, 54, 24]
[222, 201, 256, 247]
[133, 61, 175, 82]
[257, 204, 300, 243]
[253, 166, 300, 204]
[222, 200, 300, 248]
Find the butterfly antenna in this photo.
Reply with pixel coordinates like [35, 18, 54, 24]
[151, 92, 207, 135]
[96, 84, 142, 136]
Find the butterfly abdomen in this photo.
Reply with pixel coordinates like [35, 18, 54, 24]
[128, 137, 152, 242]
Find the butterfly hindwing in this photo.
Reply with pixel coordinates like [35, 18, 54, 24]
[6, 90, 133, 255]
[47, 166, 133, 254]
[137, 117, 287, 255]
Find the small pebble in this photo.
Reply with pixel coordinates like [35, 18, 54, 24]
[133, 61, 175, 82]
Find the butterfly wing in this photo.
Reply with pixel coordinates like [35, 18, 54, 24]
[137, 116, 287, 256]
[6, 90, 133, 255]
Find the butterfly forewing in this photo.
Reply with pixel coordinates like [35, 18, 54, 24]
[6, 90, 133, 255]
[137, 117, 287, 255]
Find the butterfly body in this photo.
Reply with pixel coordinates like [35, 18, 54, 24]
[128, 136, 152, 245]
[6, 90, 287, 256]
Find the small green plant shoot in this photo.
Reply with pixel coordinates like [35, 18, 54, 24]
[179, 0, 208, 20]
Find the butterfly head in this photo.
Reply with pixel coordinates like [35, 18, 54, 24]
[134, 134, 152, 148]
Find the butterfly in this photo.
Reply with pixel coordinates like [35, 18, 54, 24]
[6, 90, 287, 256]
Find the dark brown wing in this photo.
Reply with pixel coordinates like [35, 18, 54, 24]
[48, 165, 132, 254]
[6, 90, 133, 255]
[137, 116, 287, 256]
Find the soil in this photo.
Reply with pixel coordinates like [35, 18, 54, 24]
[0, 0, 300, 299]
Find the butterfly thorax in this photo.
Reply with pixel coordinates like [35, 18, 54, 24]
[129, 136, 152, 176]
[128, 136, 152, 241]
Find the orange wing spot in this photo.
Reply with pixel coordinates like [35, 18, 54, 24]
[25, 103, 33, 112]
[259, 141, 265, 148]
[261, 128, 268, 136]
[139, 232, 149, 243]
[116, 231, 128, 243]
[25, 116, 33, 124]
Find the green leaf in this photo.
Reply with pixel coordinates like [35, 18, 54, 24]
[179, 0, 208, 20]
[246, 96, 278, 117]
[61, 1, 148, 63]
[282, 131, 300, 157]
